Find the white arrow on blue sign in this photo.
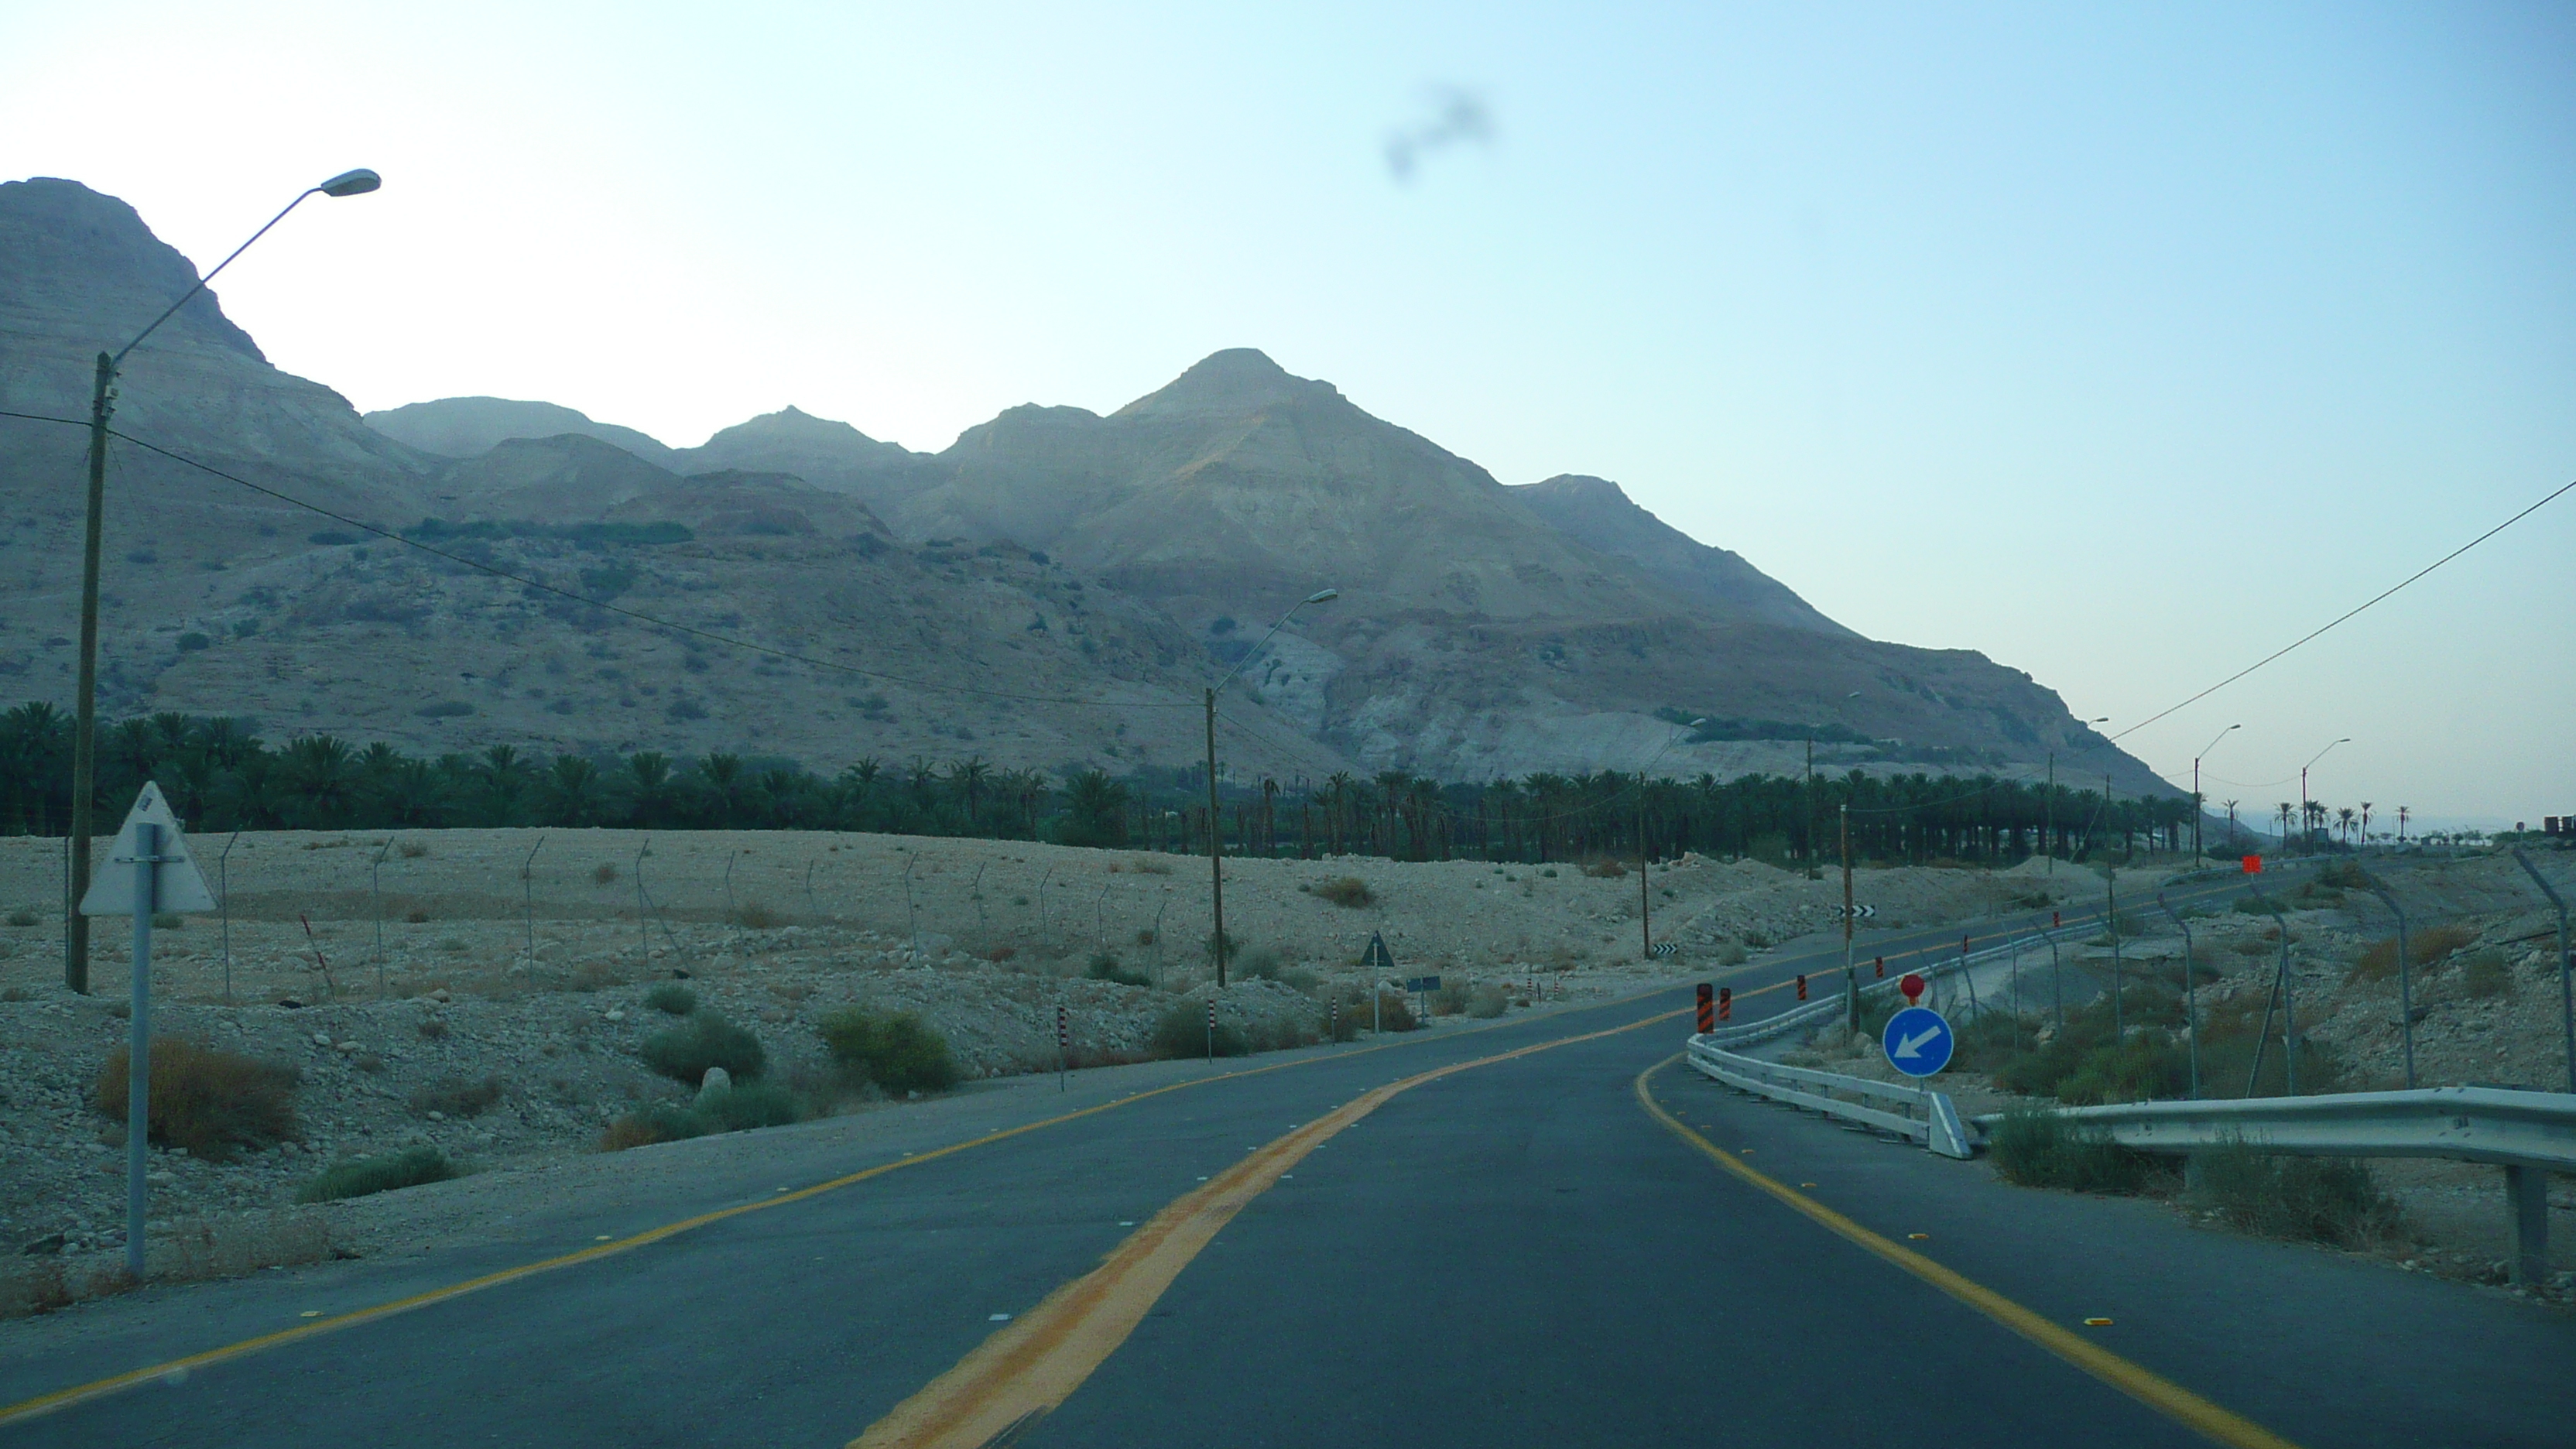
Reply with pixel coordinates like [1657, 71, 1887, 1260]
[1882, 1005, 1954, 1077]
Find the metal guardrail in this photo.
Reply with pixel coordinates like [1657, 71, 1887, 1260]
[1971, 1086, 2576, 1172]
[1696, 860, 2301, 1053]
[1971, 1086, 2576, 1288]
[1684, 1035, 1976, 1159]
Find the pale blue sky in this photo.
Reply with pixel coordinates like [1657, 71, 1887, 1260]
[5, 2, 2570, 820]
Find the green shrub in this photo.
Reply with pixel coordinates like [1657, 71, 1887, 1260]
[1151, 1002, 1248, 1058]
[2459, 950, 2513, 999]
[639, 1012, 766, 1084]
[1337, 990, 1416, 1033]
[1086, 952, 1153, 987]
[1989, 1108, 2165, 1194]
[644, 983, 698, 1015]
[4, 908, 37, 927]
[1466, 983, 1510, 1019]
[2188, 1141, 2403, 1248]
[697, 1081, 802, 1131]
[94, 1039, 298, 1160]
[1430, 981, 1471, 1016]
[1714, 940, 1749, 967]
[817, 1008, 959, 1093]
[296, 1146, 459, 1202]
[598, 1101, 714, 1151]
[406, 1074, 503, 1118]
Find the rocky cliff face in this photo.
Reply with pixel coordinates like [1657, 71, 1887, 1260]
[0, 179, 2166, 793]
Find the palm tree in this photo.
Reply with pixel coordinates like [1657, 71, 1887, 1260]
[543, 755, 601, 827]
[947, 756, 992, 827]
[2336, 807, 2357, 845]
[626, 752, 673, 828]
[281, 735, 358, 828]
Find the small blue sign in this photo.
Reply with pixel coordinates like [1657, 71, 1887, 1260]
[1882, 1005, 1954, 1077]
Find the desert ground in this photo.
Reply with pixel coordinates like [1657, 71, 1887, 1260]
[0, 827, 2074, 1303]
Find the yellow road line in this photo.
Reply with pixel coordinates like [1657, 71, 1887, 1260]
[0, 995, 1658, 1429]
[851, 1009, 1689, 1449]
[1633, 1057, 2302, 1449]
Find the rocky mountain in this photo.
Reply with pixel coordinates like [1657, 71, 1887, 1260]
[364, 396, 685, 471]
[0, 177, 2166, 794]
[1506, 474, 1855, 638]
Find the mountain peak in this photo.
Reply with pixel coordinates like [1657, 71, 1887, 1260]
[1112, 348, 1338, 421]
[0, 176, 265, 361]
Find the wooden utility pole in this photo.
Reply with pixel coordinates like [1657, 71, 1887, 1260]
[1204, 688, 1228, 988]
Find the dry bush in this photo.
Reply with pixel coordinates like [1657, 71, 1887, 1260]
[416, 1015, 448, 1040]
[159, 1210, 342, 1283]
[1581, 858, 1629, 879]
[2348, 923, 2477, 983]
[1125, 857, 1173, 875]
[570, 961, 621, 992]
[985, 945, 1018, 963]
[94, 1039, 299, 1160]
[408, 1074, 504, 1118]
[2459, 951, 2513, 999]
[1310, 876, 1375, 909]
[403, 907, 430, 923]
[0, 1259, 74, 1319]
[396, 841, 430, 859]
[1467, 983, 1510, 1019]
[734, 901, 783, 930]
[592, 862, 619, 886]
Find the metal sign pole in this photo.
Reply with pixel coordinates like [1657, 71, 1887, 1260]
[125, 820, 157, 1278]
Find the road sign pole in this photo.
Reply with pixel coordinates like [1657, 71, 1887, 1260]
[1841, 804, 1858, 1033]
[125, 820, 156, 1278]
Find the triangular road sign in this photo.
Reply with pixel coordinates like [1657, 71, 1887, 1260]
[80, 782, 216, 915]
[1362, 932, 1397, 977]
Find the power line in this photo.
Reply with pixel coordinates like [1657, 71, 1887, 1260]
[0, 408, 1201, 711]
[2110, 475, 2576, 744]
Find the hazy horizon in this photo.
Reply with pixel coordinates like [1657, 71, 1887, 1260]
[3, 1, 2569, 819]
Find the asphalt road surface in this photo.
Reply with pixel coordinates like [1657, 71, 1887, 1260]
[8, 864, 2571, 1448]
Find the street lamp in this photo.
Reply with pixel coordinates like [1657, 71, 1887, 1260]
[2192, 724, 2241, 862]
[1204, 588, 1338, 988]
[2297, 738, 2352, 856]
[65, 168, 382, 992]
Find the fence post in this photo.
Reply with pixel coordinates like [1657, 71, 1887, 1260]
[2506, 1163, 2549, 1289]
[2157, 892, 2200, 1099]
[2511, 849, 2572, 1094]
[2356, 872, 2416, 1090]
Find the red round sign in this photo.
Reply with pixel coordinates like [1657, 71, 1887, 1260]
[1899, 972, 1926, 1003]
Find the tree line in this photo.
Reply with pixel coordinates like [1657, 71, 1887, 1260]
[0, 704, 2211, 867]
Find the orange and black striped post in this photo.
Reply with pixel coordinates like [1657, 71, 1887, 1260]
[1795, 973, 1808, 1002]
[1717, 986, 1732, 1023]
[1875, 955, 1885, 979]
[1695, 982, 1714, 1033]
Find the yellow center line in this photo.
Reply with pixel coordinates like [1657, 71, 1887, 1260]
[1632, 1056, 2301, 1449]
[849, 1008, 1690, 1449]
[0, 994, 1660, 1429]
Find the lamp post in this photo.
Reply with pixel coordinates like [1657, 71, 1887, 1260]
[2297, 738, 2351, 858]
[2191, 724, 2240, 862]
[66, 168, 381, 992]
[1205, 588, 1338, 988]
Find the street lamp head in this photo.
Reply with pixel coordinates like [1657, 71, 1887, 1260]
[318, 169, 382, 198]
[1688, 718, 1710, 728]
[1303, 588, 1339, 605]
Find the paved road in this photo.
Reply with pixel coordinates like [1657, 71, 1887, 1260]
[15, 860, 2569, 1447]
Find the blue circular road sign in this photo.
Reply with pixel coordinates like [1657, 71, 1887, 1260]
[1882, 1005, 1954, 1077]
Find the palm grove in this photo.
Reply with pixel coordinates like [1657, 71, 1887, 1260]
[0, 703, 2225, 868]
